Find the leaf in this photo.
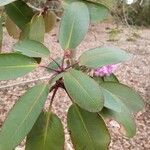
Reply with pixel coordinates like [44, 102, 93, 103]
[5, 16, 21, 39]
[86, 3, 109, 22]
[64, 0, 109, 22]
[20, 14, 45, 43]
[26, 112, 64, 150]
[5, 0, 34, 30]
[13, 39, 50, 58]
[47, 57, 62, 73]
[86, 0, 118, 11]
[0, 83, 49, 150]
[0, 53, 37, 80]
[100, 107, 136, 138]
[79, 46, 131, 68]
[101, 82, 144, 113]
[63, 69, 104, 112]
[68, 105, 110, 150]
[0, 0, 17, 6]
[44, 11, 56, 33]
[59, 2, 90, 50]
[103, 73, 119, 82]
[93, 76, 121, 112]
[49, 72, 64, 86]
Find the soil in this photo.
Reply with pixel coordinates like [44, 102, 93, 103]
[0, 22, 150, 150]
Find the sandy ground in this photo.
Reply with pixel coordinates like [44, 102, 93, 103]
[0, 23, 150, 150]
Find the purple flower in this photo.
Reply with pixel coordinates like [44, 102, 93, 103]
[94, 64, 119, 77]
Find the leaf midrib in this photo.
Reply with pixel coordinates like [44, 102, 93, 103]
[75, 106, 95, 148]
[0, 64, 36, 69]
[68, 72, 96, 104]
[65, 17, 75, 49]
[11, 84, 47, 147]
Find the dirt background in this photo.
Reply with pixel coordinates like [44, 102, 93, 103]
[0, 22, 150, 150]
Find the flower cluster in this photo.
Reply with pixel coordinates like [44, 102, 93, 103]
[94, 64, 118, 77]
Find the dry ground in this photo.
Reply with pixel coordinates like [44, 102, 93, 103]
[0, 23, 150, 150]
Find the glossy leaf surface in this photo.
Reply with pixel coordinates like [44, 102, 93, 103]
[64, 0, 109, 22]
[79, 47, 130, 68]
[13, 39, 50, 58]
[59, 2, 89, 50]
[26, 112, 64, 150]
[0, 84, 49, 150]
[0, 53, 37, 80]
[21, 14, 45, 43]
[101, 82, 144, 113]
[63, 69, 104, 112]
[68, 105, 110, 150]
[5, 0, 34, 29]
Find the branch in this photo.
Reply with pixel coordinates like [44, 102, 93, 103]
[0, 75, 54, 89]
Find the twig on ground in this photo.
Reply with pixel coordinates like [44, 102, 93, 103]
[0, 75, 54, 89]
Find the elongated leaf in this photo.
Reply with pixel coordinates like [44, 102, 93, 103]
[59, 2, 90, 50]
[63, 69, 104, 112]
[79, 47, 130, 68]
[68, 105, 110, 149]
[100, 107, 136, 138]
[5, 0, 34, 30]
[0, 83, 49, 150]
[44, 11, 56, 33]
[5, 16, 21, 39]
[0, 0, 17, 6]
[26, 112, 64, 150]
[64, 0, 109, 22]
[101, 82, 144, 113]
[0, 53, 37, 80]
[13, 39, 50, 58]
[21, 14, 45, 43]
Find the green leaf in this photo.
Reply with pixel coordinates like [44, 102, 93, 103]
[44, 11, 56, 33]
[93, 76, 121, 112]
[103, 73, 119, 82]
[101, 82, 144, 113]
[20, 14, 45, 43]
[47, 57, 62, 73]
[0, 53, 37, 80]
[5, 0, 34, 30]
[79, 46, 131, 68]
[0, 0, 17, 6]
[49, 72, 64, 86]
[26, 111, 64, 150]
[86, 0, 118, 11]
[68, 105, 110, 150]
[0, 83, 49, 150]
[86, 3, 109, 22]
[63, 69, 104, 112]
[13, 39, 50, 58]
[59, 2, 90, 50]
[64, 0, 109, 22]
[5, 16, 21, 39]
[100, 107, 136, 138]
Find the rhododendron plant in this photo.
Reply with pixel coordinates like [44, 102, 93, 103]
[0, 0, 144, 150]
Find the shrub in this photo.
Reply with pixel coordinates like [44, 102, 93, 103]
[0, 0, 144, 150]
